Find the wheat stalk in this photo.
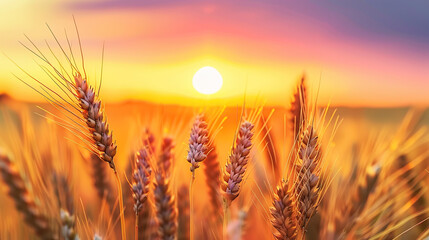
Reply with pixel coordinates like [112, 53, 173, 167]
[0, 152, 56, 240]
[271, 180, 297, 240]
[222, 120, 255, 204]
[295, 125, 321, 233]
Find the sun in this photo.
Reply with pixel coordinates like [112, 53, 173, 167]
[192, 66, 223, 95]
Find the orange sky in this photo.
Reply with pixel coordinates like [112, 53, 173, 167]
[1, 1, 429, 107]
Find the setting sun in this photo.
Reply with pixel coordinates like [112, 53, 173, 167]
[192, 66, 223, 95]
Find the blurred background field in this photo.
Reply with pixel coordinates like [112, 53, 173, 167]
[1, 94, 429, 239]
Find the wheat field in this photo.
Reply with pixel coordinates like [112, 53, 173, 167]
[0, 25, 429, 240]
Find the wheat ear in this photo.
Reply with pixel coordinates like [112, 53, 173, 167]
[0, 152, 56, 240]
[74, 74, 127, 239]
[349, 164, 380, 218]
[158, 137, 174, 175]
[75, 74, 117, 170]
[187, 114, 209, 175]
[204, 145, 222, 215]
[132, 148, 152, 215]
[271, 180, 297, 240]
[154, 136, 177, 240]
[335, 163, 380, 236]
[60, 209, 79, 240]
[154, 172, 177, 240]
[222, 120, 255, 204]
[132, 147, 152, 240]
[295, 125, 321, 233]
[133, 129, 155, 240]
[290, 75, 307, 140]
[53, 173, 78, 240]
[135, 129, 156, 240]
[397, 154, 428, 231]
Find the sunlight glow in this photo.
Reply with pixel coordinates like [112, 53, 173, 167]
[192, 66, 223, 95]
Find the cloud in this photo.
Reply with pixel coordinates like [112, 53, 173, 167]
[69, 0, 196, 10]
[245, 1, 429, 45]
[70, 0, 429, 45]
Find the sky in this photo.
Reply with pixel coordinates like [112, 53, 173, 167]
[0, 0, 429, 107]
